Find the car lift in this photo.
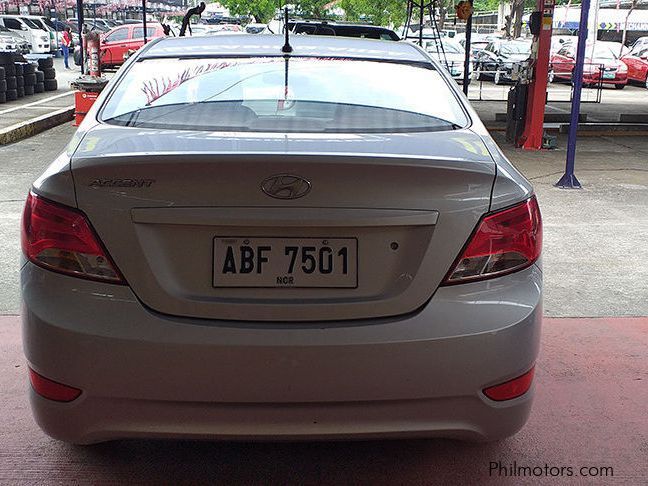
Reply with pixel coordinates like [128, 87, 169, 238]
[517, 0, 556, 150]
[402, 1, 449, 73]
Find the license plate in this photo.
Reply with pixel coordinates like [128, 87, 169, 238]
[213, 237, 358, 288]
[603, 71, 616, 79]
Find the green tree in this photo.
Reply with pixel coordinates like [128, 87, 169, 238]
[219, 0, 277, 23]
[338, 0, 407, 27]
[293, 1, 335, 18]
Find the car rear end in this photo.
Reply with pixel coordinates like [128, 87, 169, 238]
[22, 36, 542, 444]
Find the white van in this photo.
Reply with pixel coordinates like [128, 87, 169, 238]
[0, 15, 50, 53]
[23, 15, 59, 53]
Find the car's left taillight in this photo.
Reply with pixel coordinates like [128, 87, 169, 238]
[21, 192, 125, 284]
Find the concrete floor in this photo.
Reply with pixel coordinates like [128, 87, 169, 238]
[493, 132, 648, 317]
[1, 315, 646, 484]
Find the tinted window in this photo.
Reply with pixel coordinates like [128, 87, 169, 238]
[3, 18, 23, 30]
[20, 18, 40, 29]
[31, 19, 49, 30]
[294, 24, 318, 35]
[133, 26, 157, 38]
[102, 57, 468, 133]
[104, 28, 128, 42]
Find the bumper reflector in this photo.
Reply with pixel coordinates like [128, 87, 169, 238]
[29, 368, 82, 402]
[483, 367, 535, 401]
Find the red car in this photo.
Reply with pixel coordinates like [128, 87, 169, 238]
[549, 42, 628, 89]
[99, 23, 166, 69]
[621, 45, 648, 89]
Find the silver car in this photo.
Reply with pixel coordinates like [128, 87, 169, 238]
[21, 35, 542, 444]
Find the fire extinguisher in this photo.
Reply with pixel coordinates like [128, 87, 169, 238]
[85, 30, 101, 77]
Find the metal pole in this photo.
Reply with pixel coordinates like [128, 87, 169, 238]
[555, 0, 590, 189]
[76, 0, 84, 74]
[418, 1, 423, 47]
[142, 0, 147, 44]
[462, 1, 473, 94]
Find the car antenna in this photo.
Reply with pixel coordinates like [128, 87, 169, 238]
[282, 7, 293, 54]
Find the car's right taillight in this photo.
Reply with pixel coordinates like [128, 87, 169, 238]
[443, 196, 542, 285]
[21, 192, 125, 284]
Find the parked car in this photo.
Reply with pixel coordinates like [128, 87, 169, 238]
[0, 15, 50, 53]
[22, 35, 542, 445]
[473, 39, 532, 84]
[549, 41, 628, 89]
[245, 23, 266, 34]
[98, 23, 166, 69]
[279, 20, 399, 41]
[631, 36, 648, 51]
[190, 24, 244, 36]
[22, 15, 58, 53]
[621, 45, 648, 88]
[50, 19, 80, 46]
[423, 38, 470, 81]
[67, 17, 110, 33]
[550, 35, 576, 55]
[456, 35, 489, 68]
[0, 25, 30, 53]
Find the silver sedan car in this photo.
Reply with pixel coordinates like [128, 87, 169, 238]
[21, 35, 542, 444]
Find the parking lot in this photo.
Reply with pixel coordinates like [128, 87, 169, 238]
[468, 79, 647, 104]
[1, 120, 646, 484]
[1, 16, 648, 482]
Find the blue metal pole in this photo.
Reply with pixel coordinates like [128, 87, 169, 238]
[555, 0, 590, 189]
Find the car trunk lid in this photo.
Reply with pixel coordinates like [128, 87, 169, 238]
[71, 126, 495, 321]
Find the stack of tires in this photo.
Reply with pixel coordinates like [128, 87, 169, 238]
[0, 65, 6, 104]
[0, 55, 57, 104]
[36, 57, 57, 93]
[0, 56, 18, 103]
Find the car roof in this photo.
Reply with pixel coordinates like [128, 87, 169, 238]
[290, 19, 387, 28]
[140, 34, 428, 63]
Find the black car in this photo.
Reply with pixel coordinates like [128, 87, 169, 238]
[473, 39, 531, 84]
[285, 20, 399, 41]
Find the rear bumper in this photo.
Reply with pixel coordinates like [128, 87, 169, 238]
[583, 72, 627, 84]
[22, 261, 542, 443]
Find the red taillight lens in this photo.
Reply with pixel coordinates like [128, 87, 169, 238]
[21, 192, 124, 283]
[483, 367, 535, 401]
[29, 368, 82, 402]
[443, 196, 542, 284]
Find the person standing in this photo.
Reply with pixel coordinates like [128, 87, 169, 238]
[62, 26, 72, 70]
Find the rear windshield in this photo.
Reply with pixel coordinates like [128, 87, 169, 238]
[101, 57, 468, 133]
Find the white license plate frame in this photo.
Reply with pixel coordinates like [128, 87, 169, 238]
[213, 236, 358, 288]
